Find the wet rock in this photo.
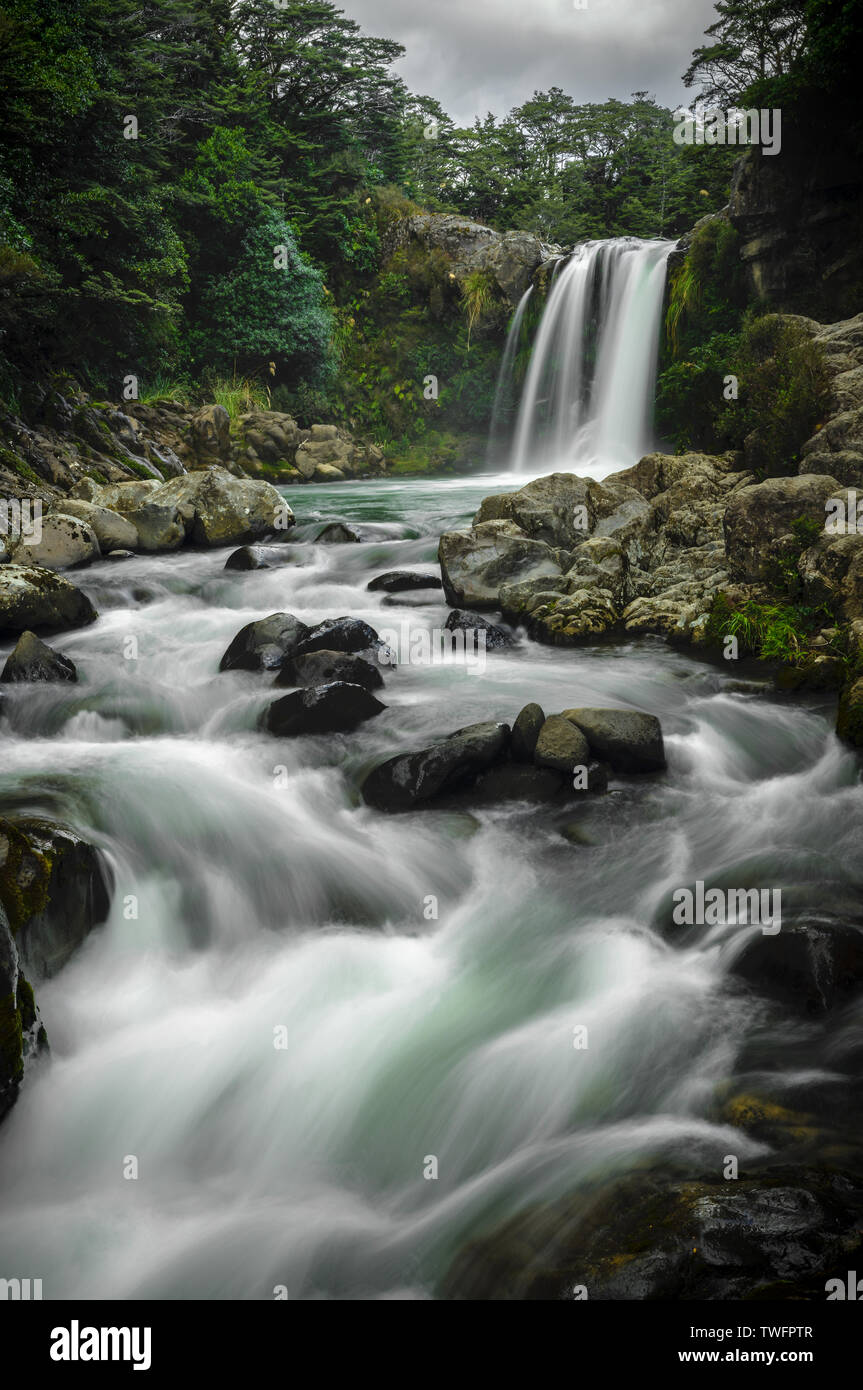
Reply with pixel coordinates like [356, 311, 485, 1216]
[441, 1165, 863, 1300]
[0, 564, 97, 635]
[730, 915, 863, 1014]
[275, 648, 384, 691]
[54, 498, 140, 552]
[444, 609, 516, 649]
[291, 617, 383, 660]
[361, 721, 511, 811]
[219, 613, 310, 673]
[12, 512, 100, 570]
[470, 764, 566, 804]
[106, 550, 134, 562]
[438, 521, 563, 608]
[317, 522, 361, 543]
[262, 681, 385, 736]
[367, 571, 443, 593]
[527, 589, 620, 644]
[1, 630, 77, 683]
[0, 817, 113, 980]
[224, 544, 299, 571]
[534, 715, 590, 774]
[563, 707, 666, 773]
[511, 702, 545, 762]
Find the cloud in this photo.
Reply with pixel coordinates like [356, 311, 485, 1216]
[345, 0, 718, 125]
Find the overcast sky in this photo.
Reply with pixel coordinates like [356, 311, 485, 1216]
[345, 0, 719, 126]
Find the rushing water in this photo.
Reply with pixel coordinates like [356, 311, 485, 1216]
[507, 238, 673, 479]
[0, 474, 861, 1300]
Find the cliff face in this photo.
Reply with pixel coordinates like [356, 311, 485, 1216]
[728, 124, 863, 319]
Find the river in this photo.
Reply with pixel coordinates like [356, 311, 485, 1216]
[0, 473, 860, 1299]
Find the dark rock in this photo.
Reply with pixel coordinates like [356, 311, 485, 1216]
[444, 609, 516, 649]
[562, 707, 666, 773]
[1, 630, 77, 683]
[367, 571, 443, 593]
[470, 764, 566, 804]
[730, 915, 863, 1014]
[262, 681, 385, 736]
[219, 613, 309, 672]
[0, 817, 113, 980]
[361, 721, 510, 811]
[275, 648, 384, 691]
[0, 564, 98, 636]
[317, 522, 361, 544]
[442, 1164, 863, 1300]
[291, 616, 383, 660]
[224, 545, 272, 571]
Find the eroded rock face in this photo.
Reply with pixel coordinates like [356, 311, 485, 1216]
[386, 213, 556, 307]
[0, 564, 97, 635]
[724, 474, 841, 583]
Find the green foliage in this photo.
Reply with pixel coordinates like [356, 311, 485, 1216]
[209, 377, 271, 420]
[736, 314, 831, 476]
[705, 592, 832, 664]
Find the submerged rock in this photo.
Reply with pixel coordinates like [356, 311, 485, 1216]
[291, 616, 384, 660]
[367, 571, 443, 593]
[1, 630, 77, 683]
[219, 613, 309, 672]
[470, 764, 566, 804]
[562, 707, 666, 773]
[730, 914, 863, 1014]
[262, 681, 385, 736]
[442, 1164, 863, 1300]
[317, 522, 361, 544]
[0, 564, 97, 635]
[361, 721, 510, 811]
[275, 648, 384, 691]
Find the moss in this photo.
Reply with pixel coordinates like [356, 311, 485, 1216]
[0, 991, 23, 1090]
[0, 441, 40, 484]
[0, 819, 52, 937]
[16, 974, 36, 1033]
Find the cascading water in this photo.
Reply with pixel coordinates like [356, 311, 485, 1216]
[508, 237, 673, 480]
[1, 475, 861, 1300]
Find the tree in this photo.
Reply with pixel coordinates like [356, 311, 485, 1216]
[683, 0, 808, 107]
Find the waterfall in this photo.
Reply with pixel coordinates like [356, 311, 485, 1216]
[507, 237, 673, 480]
[485, 284, 535, 468]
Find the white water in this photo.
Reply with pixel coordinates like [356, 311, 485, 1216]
[508, 238, 673, 480]
[0, 476, 861, 1299]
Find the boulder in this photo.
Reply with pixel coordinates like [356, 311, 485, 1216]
[511, 702, 545, 762]
[0, 564, 97, 635]
[444, 609, 516, 649]
[724, 474, 840, 582]
[68, 478, 160, 510]
[12, 512, 100, 570]
[0, 817, 113, 980]
[155, 467, 289, 546]
[291, 617, 384, 660]
[562, 707, 666, 773]
[367, 571, 443, 593]
[524, 589, 620, 644]
[262, 681, 385, 736]
[1, 630, 77, 683]
[53, 498, 140, 552]
[438, 521, 563, 608]
[361, 721, 511, 811]
[534, 715, 591, 774]
[275, 649, 384, 691]
[219, 613, 309, 672]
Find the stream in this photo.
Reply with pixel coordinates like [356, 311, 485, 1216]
[1, 473, 861, 1299]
